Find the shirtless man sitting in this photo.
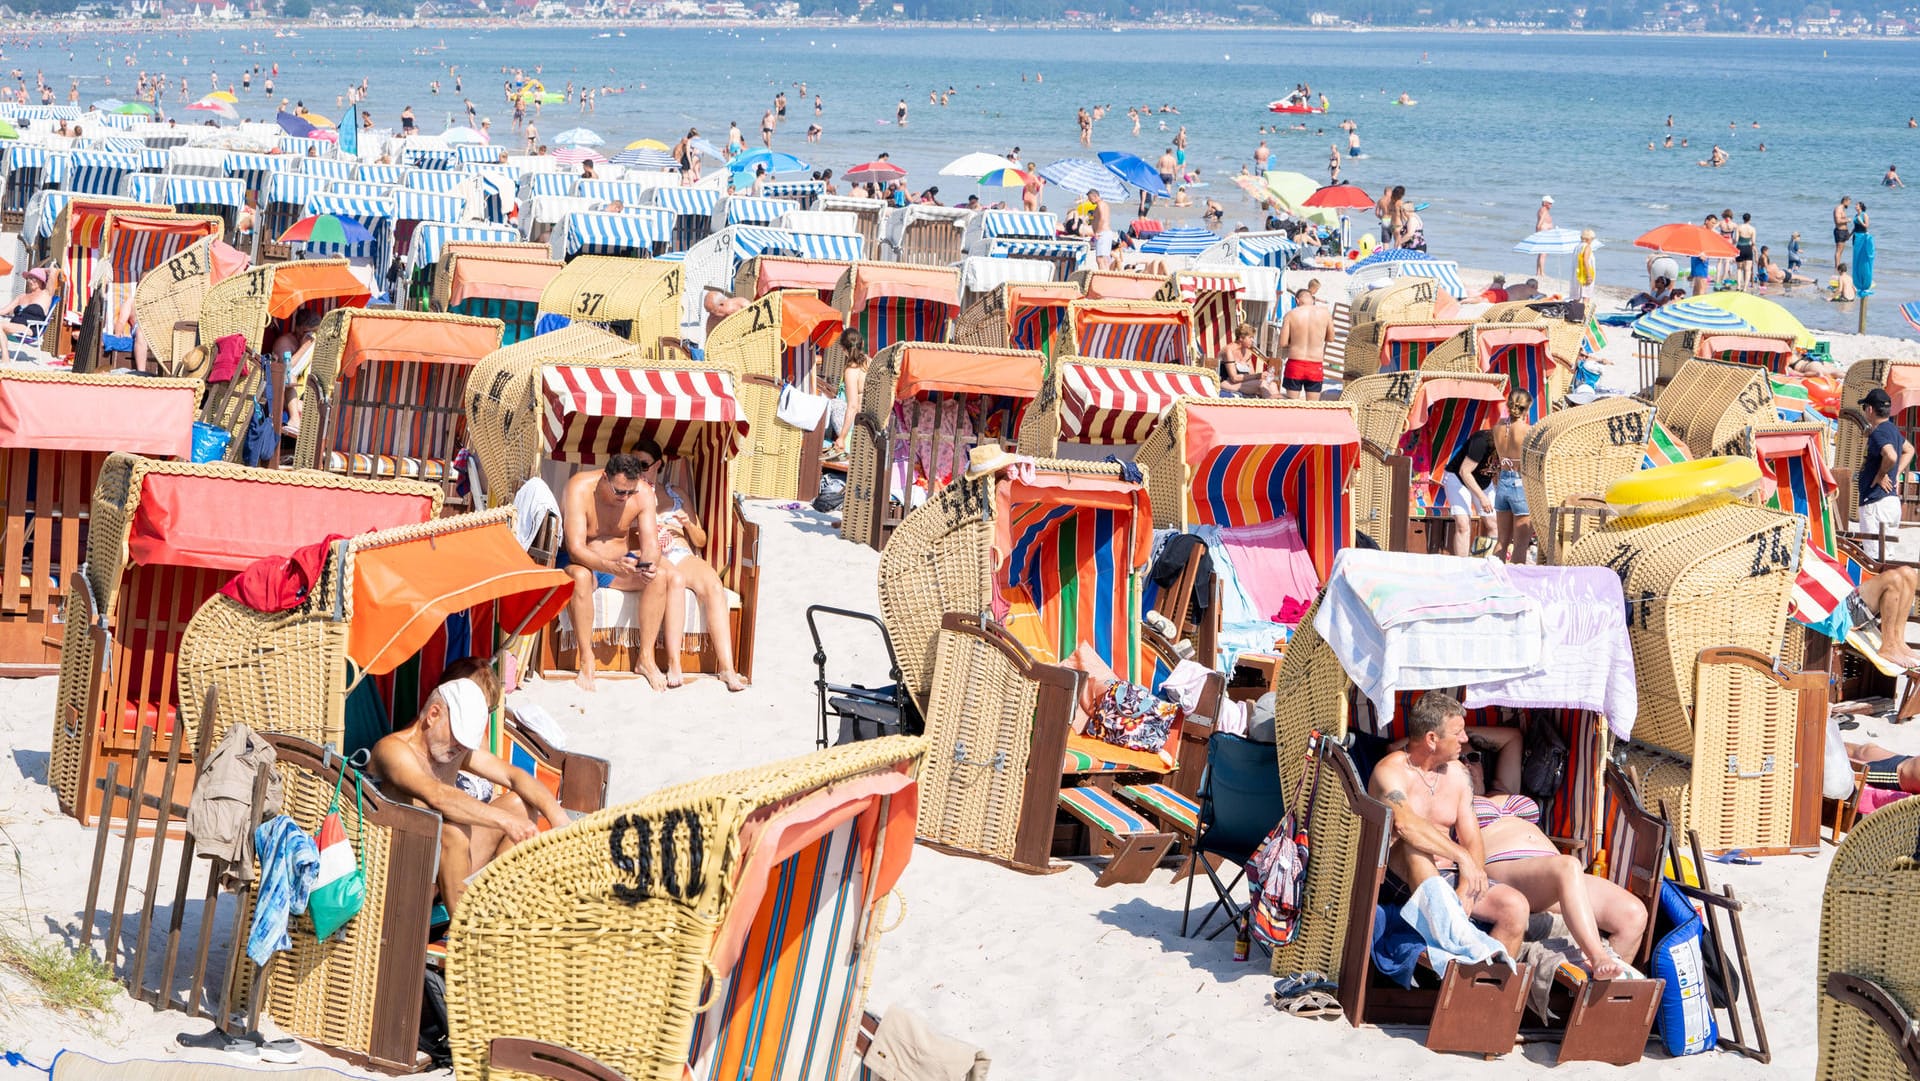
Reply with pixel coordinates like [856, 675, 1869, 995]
[703, 287, 747, 337]
[560, 452, 665, 690]
[1369, 692, 1531, 958]
[370, 676, 568, 913]
[1277, 286, 1330, 401]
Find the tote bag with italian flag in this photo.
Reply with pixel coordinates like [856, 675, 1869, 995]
[310, 764, 367, 941]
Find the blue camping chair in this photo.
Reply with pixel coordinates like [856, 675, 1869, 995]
[1182, 731, 1285, 945]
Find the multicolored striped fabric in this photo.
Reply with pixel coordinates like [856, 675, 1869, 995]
[105, 215, 221, 284]
[1117, 782, 1199, 835]
[1791, 541, 1852, 640]
[1002, 501, 1142, 682]
[687, 819, 867, 1081]
[1770, 376, 1811, 422]
[328, 358, 470, 470]
[1754, 432, 1835, 555]
[857, 296, 954, 351]
[1178, 275, 1244, 361]
[1058, 361, 1214, 446]
[1480, 335, 1552, 422]
[1010, 301, 1067, 354]
[1401, 395, 1503, 498]
[1380, 326, 1460, 373]
[1075, 310, 1189, 365]
[1190, 441, 1353, 579]
[1057, 786, 1154, 836]
[1641, 417, 1692, 470]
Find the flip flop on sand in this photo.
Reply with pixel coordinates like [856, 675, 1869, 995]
[1272, 971, 1335, 999]
[1272, 990, 1342, 1019]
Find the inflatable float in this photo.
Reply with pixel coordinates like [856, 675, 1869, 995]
[1268, 101, 1325, 114]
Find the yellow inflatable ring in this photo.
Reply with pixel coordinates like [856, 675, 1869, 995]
[1604, 456, 1761, 519]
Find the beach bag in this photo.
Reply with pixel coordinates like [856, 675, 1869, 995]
[778, 383, 831, 432]
[308, 765, 367, 941]
[1520, 713, 1568, 820]
[1247, 732, 1325, 948]
[190, 421, 231, 464]
[813, 471, 845, 513]
[1082, 681, 1178, 754]
[1649, 880, 1719, 1056]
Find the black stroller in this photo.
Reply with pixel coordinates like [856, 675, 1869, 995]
[805, 605, 921, 748]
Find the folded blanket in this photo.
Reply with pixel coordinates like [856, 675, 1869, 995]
[1464, 565, 1638, 738]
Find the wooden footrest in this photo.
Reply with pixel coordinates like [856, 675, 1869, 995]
[1553, 969, 1663, 1066]
[1116, 782, 1199, 839]
[1057, 786, 1174, 887]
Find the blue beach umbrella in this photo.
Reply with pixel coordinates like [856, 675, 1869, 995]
[1037, 158, 1127, 203]
[1097, 150, 1169, 197]
[1630, 297, 1755, 342]
[1513, 228, 1601, 256]
[1346, 247, 1439, 272]
[1138, 224, 1221, 255]
[552, 127, 604, 148]
[276, 111, 317, 139]
[729, 148, 810, 175]
[613, 148, 677, 170]
[1901, 301, 1920, 334]
[1853, 231, 1876, 297]
[687, 137, 723, 160]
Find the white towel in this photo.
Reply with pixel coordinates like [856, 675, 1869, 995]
[512, 477, 561, 551]
[1401, 876, 1513, 976]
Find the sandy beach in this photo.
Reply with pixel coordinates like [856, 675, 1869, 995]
[2, 260, 1919, 1077]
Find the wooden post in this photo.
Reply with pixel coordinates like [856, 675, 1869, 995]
[102, 726, 155, 971]
[129, 714, 188, 1000]
[79, 761, 120, 953]
[160, 685, 221, 1011]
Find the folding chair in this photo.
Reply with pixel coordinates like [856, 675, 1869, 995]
[1181, 731, 1284, 942]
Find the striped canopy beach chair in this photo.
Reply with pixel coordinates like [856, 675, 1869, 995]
[952, 280, 1081, 354]
[1816, 797, 1920, 1081]
[816, 194, 884, 259]
[1017, 355, 1216, 459]
[74, 209, 222, 368]
[1656, 329, 1799, 388]
[732, 253, 851, 302]
[49, 454, 441, 825]
[1425, 323, 1568, 422]
[1343, 370, 1509, 552]
[429, 241, 561, 345]
[703, 289, 845, 501]
[882, 202, 971, 266]
[43, 197, 172, 359]
[1074, 267, 1165, 300]
[1162, 269, 1245, 364]
[397, 220, 519, 310]
[196, 257, 373, 354]
[535, 255, 683, 351]
[1339, 277, 1438, 379]
[840, 343, 1044, 550]
[825, 261, 959, 390]
[444, 737, 924, 1081]
[292, 308, 505, 499]
[1052, 298, 1195, 366]
[1346, 319, 1475, 381]
[879, 462, 1222, 883]
[1653, 357, 1776, 460]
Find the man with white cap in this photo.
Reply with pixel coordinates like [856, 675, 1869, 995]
[1535, 195, 1554, 278]
[369, 677, 569, 912]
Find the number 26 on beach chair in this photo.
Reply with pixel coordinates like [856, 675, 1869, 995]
[877, 460, 1224, 885]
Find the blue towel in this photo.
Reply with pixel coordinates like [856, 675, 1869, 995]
[247, 815, 319, 967]
[1370, 904, 1429, 988]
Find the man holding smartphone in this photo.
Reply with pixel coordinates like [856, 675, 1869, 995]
[560, 452, 662, 691]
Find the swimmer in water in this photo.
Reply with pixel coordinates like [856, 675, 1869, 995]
[1886, 164, 1905, 188]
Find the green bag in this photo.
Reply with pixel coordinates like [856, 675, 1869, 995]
[309, 763, 367, 941]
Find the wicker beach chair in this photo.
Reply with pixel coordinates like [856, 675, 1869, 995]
[1563, 501, 1825, 854]
[1341, 370, 1509, 552]
[535, 255, 683, 352]
[1519, 397, 1658, 564]
[732, 253, 850, 302]
[429, 243, 561, 346]
[1051, 298, 1197, 366]
[823, 261, 960, 393]
[702, 290, 844, 501]
[1651, 357, 1776, 461]
[1656, 329, 1799, 387]
[951, 281, 1081, 354]
[882, 203, 971, 266]
[839, 342, 1044, 551]
[43, 198, 174, 360]
[816, 194, 885, 259]
[444, 736, 924, 1081]
[197, 258, 373, 354]
[1340, 277, 1437, 378]
[0, 372, 200, 676]
[133, 237, 225, 376]
[180, 512, 602, 1074]
[1161, 269, 1246, 363]
[1817, 795, 1920, 1081]
[291, 308, 505, 501]
[1423, 323, 1569, 419]
[465, 335, 761, 680]
[1073, 267, 1165, 300]
[1344, 319, 1476, 381]
[1017, 356, 1216, 459]
[49, 454, 440, 825]
[879, 463, 1222, 882]
[1836, 359, 1920, 526]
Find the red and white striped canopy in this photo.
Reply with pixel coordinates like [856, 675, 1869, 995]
[1176, 273, 1244, 302]
[1059, 361, 1215, 446]
[540, 364, 747, 463]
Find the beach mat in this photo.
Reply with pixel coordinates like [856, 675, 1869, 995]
[46, 1048, 361, 1081]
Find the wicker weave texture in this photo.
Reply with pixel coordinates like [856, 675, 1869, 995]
[916, 626, 1042, 861]
[1652, 358, 1775, 460]
[1340, 278, 1436, 374]
[464, 325, 644, 505]
[132, 237, 217, 373]
[443, 736, 926, 1081]
[1520, 397, 1656, 564]
[537, 256, 684, 348]
[429, 244, 557, 312]
[1564, 502, 1799, 756]
[198, 257, 354, 351]
[1267, 744, 1370, 992]
[1841, 358, 1902, 416]
[1685, 652, 1800, 852]
[875, 473, 1000, 704]
[1817, 795, 1920, 1081]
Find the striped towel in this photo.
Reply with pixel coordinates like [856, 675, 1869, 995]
[1581, 313, 1607, 355]
[1642, 418, 1691, 470]
[1770, 376, 1812, 423]
[1791, 542, 1854, 641]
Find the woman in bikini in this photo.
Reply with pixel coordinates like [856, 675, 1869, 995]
[642, 447, 748, 692]
[824, 327, 870, 461]
[1217, 322, 1276, 398]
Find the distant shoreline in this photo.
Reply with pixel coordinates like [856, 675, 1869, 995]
[8, 18, 1918, 41]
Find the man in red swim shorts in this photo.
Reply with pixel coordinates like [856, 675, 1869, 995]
[1278, 285, 1330, 400]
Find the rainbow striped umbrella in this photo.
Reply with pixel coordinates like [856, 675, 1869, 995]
[278, 213, 374, 245]
[977, 168, 1037, 188]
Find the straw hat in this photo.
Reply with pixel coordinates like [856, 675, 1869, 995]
[965, 444, 1019, 478]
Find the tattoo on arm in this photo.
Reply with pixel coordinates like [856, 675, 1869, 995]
[1383, 789, 1407, 806]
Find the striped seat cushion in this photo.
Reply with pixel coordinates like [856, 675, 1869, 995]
[1117, 782, 1198, 835]
[1057, 786, 1153, 837]
[326, 450, 453, 481]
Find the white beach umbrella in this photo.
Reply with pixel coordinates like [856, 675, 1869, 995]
[1513, 227, 1601, 255]
[940, 151, 1015, 178]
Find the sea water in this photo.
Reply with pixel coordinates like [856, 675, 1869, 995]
[29, 25, 1919, 336]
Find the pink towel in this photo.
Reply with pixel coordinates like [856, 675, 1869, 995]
[1216, 517, 1320, 626]
[208, 333, 249, 384]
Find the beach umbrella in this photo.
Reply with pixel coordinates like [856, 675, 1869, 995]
[278, 213, 374, 245]
[1629, 298, 1754, 342]
[206, 90, 239, 103]
[625, 138, 670, 151]
[91, 98, 126, 112]
[301, 112, 336, 129]
[729, 148, 810, 175]
[1097, 150, 1169, 197]
[1346, 247, 1442, 272]
[1138, 224, 1220, 255]
[845, 160, 906, 185]
[276, 110, 316, 138]
[1691, 291, 1816, 348]
[1902, 301, 1920, 334]
[552, 127, 603, 148]
[1038, 158, 1126, 202]
[1262, 170, 1319, 211]
[0, 119, 19, 141]
[189, 99, 238, 121]
[612, 147, 677, 170]
[442, 126, 487, 144]
[1302, 183, 1374, 210]
[1634, 222, 1735, 259]
[550, 147, 608, 166]
[687, 137, 723, 160]
[977, 167, 1037, 188]
[113, 102, 157, 116]
[1514, 228, 1601, 255]
[940, 151, 1013, 178]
